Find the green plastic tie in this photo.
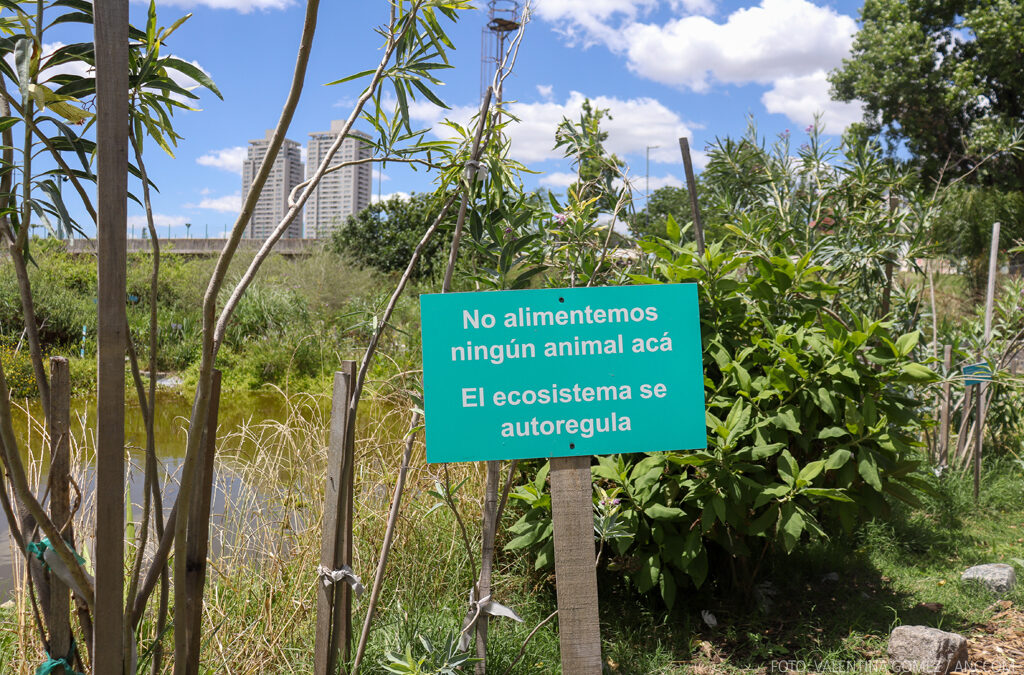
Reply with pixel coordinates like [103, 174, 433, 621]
[24, 538, 85, 569]
[35, 640, 84, 675]
[34, 656, 83, 675]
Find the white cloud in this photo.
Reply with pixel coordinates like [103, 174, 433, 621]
[190, 192, 241, 213]
[127, 213, 188, 230]
[132, 0, 294, 12]
[761, 70, 863, 131]
[619, 0, 857, 92]
[197, 146, 247, 174]
[534, 0, 661, 47]
[671, 0, 716, 15]
[371, 191, 411, 204]
[536, 84, 554, 100]
[372, 169, 391, 182]
[644, 173, 685, 190]
[539, 172, 577, 188]
[410, 91, 694, 165]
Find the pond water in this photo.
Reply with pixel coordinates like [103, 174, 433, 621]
[0, 388, 315, 600]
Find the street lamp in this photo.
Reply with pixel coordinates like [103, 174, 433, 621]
[646, 145, 660, 231]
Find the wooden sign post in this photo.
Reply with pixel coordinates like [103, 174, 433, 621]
[420, 285, 706, 673]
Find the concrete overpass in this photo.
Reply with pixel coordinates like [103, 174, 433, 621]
[66, 238, 319, 257]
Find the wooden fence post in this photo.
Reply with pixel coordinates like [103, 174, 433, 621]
[315, 360, 357, 675]
[550, 456, 602, 674]
[184, 369, 221, 674]
[678, 137, 705, 256]
[93, 0, 129, 669]
[938, 345, 952, 467]
[48, 357, 73, 673]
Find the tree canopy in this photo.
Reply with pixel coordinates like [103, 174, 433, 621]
[330, 192, 454, 281]
[829, 0, 1024, 189]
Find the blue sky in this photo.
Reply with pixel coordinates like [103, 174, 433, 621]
[47, 0, 868, 237]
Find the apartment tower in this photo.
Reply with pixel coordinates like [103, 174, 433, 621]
[306, 123, 372, 238]
[241, 130, 305, 239]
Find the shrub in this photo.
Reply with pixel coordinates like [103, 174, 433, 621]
[507, 243, 938, 607]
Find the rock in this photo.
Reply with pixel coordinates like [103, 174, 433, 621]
[961, 563, 1016, 594]
[888, 625, 968, 675]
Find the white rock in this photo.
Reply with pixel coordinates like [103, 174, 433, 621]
[888, 625, 968, 675]
[961, 563, 1016, 594]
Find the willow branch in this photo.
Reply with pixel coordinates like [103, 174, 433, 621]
[170, 1, 322, 670]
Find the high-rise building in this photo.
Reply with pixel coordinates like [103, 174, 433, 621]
[305, 123, 373, 239]
[241, 130, 305, 239]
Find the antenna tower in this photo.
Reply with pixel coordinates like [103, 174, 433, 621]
[481, 0, 521, 104]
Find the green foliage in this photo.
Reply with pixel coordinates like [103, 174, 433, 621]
[829, 0, 1024, 188]
[697, 121, 932, 323]
[331, 193, 454, 281]
[933, 275, 1024, 457]
[383, 634, 478, 674]
[930, 185, 1024, 290]
[508, 245, 937, 606]
[0, 339, 37, 398]
[628, 185, 694, 241]
[553, 99, 629, 215]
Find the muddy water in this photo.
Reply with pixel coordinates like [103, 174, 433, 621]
[0, 388, 309, 600]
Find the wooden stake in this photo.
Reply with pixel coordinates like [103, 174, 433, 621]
[975, 222, 1000, 500]
[954, 387, 974, 469]
[184, 369, 221, 675]
[974, 384, 983, 501]
[93, 0, 129, 669]
[315, 361, 356, 675]
[678, 138, 705, 256]
[550, 456, 601, 674]
[48, 357, 72, 673]
[938, 345, 952, 467]
[338, 359, 357, 666]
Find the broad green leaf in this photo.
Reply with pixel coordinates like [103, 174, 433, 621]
[774, 407, 801, 433]
[898, 363, 937, 383]
[823, 448, 852, 471]
[817, 426, 848, 440]
[801, 487, 854, 502]
[857, 450, 883, 491]
[894, 330, 919, 357]
[797, 460, 825, 485]
[644, 504, 686, 521]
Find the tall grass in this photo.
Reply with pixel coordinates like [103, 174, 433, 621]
[2, 388, 547, 674]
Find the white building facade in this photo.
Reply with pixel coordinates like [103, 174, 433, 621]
[241, 130, 305, 239]
[305, 123, 373, 239]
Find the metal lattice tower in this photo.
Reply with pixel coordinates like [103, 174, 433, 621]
[480, 0, 521, 103]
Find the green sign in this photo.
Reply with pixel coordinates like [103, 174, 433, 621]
[420, 284, 706, 463]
